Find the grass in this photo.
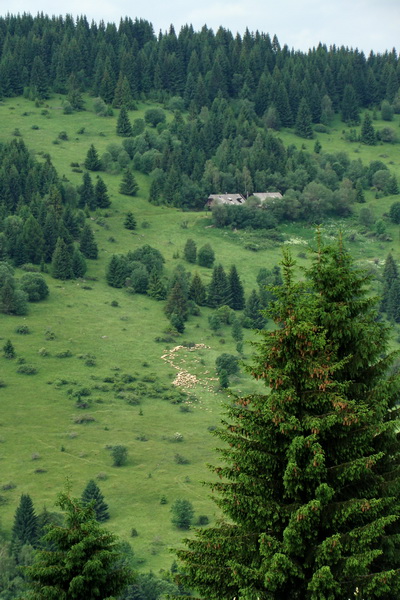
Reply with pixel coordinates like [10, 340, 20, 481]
[1, 94, 400, 570]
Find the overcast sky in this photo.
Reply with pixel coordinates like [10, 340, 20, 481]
[1, 0, 398, 54]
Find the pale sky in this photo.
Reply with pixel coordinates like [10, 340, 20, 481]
[1, 0, 399, 54]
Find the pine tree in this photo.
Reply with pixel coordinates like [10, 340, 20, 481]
[81, 480, 110, 522]
[360, 111, 376, 145]
[94, 176, 111, 208]
[11, 494, 38, 556]
[183, 238, 197, 264]
[177, 247, 400, 599]
[116, 106, 133, 137]
[79, 223, 98, 260]
[227, 264, 245, 310]
[51, 237, 74, 280]
[124, 212, 137, 230]
[119, 169, 139, 196]
[26, 492, 132, 599]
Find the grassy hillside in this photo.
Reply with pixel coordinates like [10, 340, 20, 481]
[0, 94, 400, 571]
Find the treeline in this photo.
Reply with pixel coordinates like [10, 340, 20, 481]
[0, 138, 101, 279]
[0, 13, 399, 118]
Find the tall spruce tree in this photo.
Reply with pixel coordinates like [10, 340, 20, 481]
[79, 223, 98, 260]
[116, 106, 133, 137]
[360, 112, 376, 145]
[84, 144, 101, 171]
[243, 288, 265, 328]
[189, 272, 207, 306]
[295, 97, 313, 139]
[94, 176, 111, 209]
[51, 237, 74, 280]
[26, 492, 132, 600]
[207, 264, 231, 308]
[81, 480, 110, 522]
[183, 238, 197, 264]
[119, 169, 139, 196]
[11, 494, 38, 556]
[380, 253, 398, 314]
[177, 243, 400, 599]
[227, 264, 245, 310]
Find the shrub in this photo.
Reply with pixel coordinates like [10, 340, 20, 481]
[174, 453, 190, 464]
[111, 445, 128, 466]
[197, 515, 209, 526]
[15, 325, 30, 335]
[215, 353, 240, 376]
[19, 273, 49, 302]
[171, 499, 194, 529]
[17, 364, 38, 375]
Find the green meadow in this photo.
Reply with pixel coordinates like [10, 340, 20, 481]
[0, 94, 400, 570]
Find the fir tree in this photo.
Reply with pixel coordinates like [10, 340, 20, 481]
[177, 246, 400, 600]
[341, 84, 360, 124]
[295, 97, 313, 139]
[94, 176, 111, 208]
[11, 494, 38, 556]
[165, 280, 188, 321]
[207, 264, 231, 308]
[380, 252, 399, 313]
[116, 106, 133, 137]
[78, 172, 95, 209]
[147, 270, 167, 300]
[3, 338, 16, 359]
[228, 264, 245, 310]
[81, 480, 110, 522]
[360, 112, 376, 145]
[243, 288, 265, 328]
[79, 224, 98, 260]
[26, 492, 132, 599]
[189, 272, 207, 306]
[106, 255, 129, 288]
[183, 238, 197, 264]
[72, 249, 87, 278]
[51, 237, 74, 280]
[22, 215, 44, 264]
[124, 212, 137, 230]
[84, 144, 101, 171]
[387, 278, 400, 323]
[119, 170, 139, 196]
